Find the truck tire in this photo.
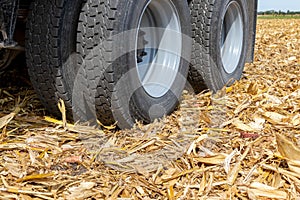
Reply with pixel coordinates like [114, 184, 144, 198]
[26, 0, 191, 128]
[188, 0, 249, 92]
[25, 0, 84, 117]
[72, 0, 191, 128]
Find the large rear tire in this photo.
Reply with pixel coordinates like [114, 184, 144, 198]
[26, 0, 191, 129]
[188, 0, 249, 92]
[73, 0, 192, 128]
[26, 0, 84, 117]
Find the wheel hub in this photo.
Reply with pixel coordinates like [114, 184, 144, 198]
[136, 30, 148, 64]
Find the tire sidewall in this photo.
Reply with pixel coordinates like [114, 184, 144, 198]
[211, 0, 249, 89]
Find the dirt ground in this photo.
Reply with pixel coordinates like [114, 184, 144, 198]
[0, 19, 300, 199]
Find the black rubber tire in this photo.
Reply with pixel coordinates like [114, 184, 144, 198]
[188, 0, 249, 93]
[73, 0, 191, 128]
[25, 0, 84, 117]
[25, 0, 191, 128]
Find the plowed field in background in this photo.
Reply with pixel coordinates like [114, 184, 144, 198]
[0, 19, 299, 199]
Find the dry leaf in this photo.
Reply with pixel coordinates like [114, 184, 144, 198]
[291, 114, 300, 126]
[248, 116, 265, 131]
[248, 185, 287, 199]
[68, 182, 96, 199]
[262, 112, 288, 124]
[247, 82, 259, 95]
[276, 133, 300, 161]
[195, 154, 226, 165]
[16, 173, 54, 183]
[232, 119, 256, 132]
[0, 113, 15, 130]
[287, 160, 300, 176]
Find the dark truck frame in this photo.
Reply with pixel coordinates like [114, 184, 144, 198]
[0, 0, 258, 128]
[0, 0, 29, 69]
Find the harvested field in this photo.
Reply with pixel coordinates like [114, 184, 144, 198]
[0, 19, 300, 199]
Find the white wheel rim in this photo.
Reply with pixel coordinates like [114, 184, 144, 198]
[135, 0, 182, 98]
[221, 1, 244, 74]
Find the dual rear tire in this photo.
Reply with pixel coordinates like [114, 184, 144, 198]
[26, 0, 250, 128]
[189, 0, 250, 92]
